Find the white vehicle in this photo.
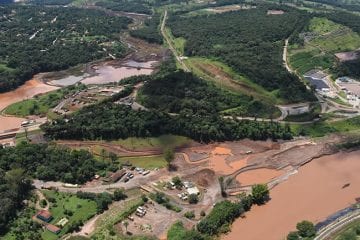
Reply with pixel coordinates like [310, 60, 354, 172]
[21, 120, 30, 127]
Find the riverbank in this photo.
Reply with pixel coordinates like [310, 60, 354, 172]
[0, 79, 58, 132]
[223, 150, 360, 240]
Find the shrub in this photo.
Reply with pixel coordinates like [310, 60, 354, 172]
[40, 199, 47, 208]
[251, 184, 269, 205]
[113, 189, 127, 201]
[287, 231, 300, 240]
[197, 201, 244, 235]
[296, 220, 316, 238]
[184, 211, 195, 219]
[188, 194, 199, 204]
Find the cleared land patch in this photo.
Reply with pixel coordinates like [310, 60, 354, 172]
[184, 57, 281, 104]
[289, 17, 360, 74]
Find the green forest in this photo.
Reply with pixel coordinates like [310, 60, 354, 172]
[0, 168, 32, 235]
[0, 142, 109, 184]
[42, 100, 292, 142]
[139, 70, 278, 117]
[168, 5, 315, 102]
[0, 5, 131, 92]
[130, 13, 163, 44]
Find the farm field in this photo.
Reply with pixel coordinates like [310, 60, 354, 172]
[289, 17, 360, 74]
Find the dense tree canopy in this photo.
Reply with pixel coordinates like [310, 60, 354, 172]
[140, 70, 278, 117]
[168, 5, 315, 102]
[0, 142, 108, 184]
[0, 168, 32, 235]
[0, 5, 131, 92]
[130, 13, 163, 44]
[42, 101, 293, 143]
[197, 200, 244, 235]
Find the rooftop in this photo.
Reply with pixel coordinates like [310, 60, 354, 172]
[46, 224, 61, 234]
[187, 186, 200, 195]
[36, 210, 52, 220]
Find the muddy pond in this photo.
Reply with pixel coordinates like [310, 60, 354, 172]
[48, 60, 157, 86]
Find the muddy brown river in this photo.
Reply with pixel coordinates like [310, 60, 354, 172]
[0, 79, 58, 131]
[223, 150, 360, 240]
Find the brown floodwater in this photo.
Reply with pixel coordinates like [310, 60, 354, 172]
[0, 79, 58, 131]
[236, 168, 285, 186]
[208, 147, 248, 175]
[223, 150, 360, 240]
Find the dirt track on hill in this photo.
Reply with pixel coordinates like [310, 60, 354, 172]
[56, 140, 162, 157]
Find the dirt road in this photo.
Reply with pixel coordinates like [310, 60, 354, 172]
[283, 39, 293, 73]
[161, 10, 190, 72]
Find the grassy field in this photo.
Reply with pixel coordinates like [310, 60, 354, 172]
[4, 90, 63, 117]
[41, 190, 97, 240]
[165, 28, 186, 56]
[291, 116, 360, 137]
[112, 135, 191, 150]
[309, 17, 341, 34]
[120, 155, 167, 169]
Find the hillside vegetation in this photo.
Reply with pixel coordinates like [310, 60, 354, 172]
[139, 70, 279, 118]
[0, 5, 131, 92]
[42, 102, 292, 142]
[168, 5, 315, 102]
[289, 16, 360, 77]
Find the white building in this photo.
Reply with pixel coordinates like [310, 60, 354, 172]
[187, 187, 200, 195]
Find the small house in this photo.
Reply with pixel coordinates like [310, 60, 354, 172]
[46, 224, 61, 234]
[36, 210, 53, 223]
